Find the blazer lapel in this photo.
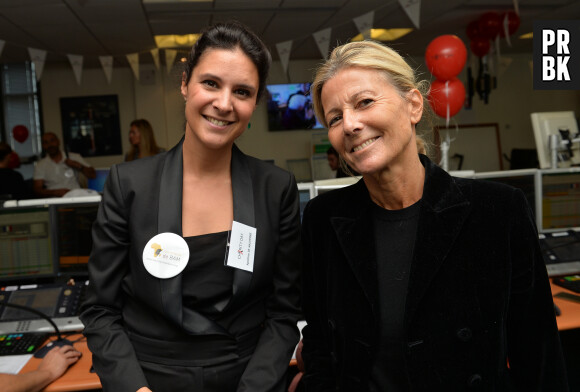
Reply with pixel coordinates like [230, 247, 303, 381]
[222, 144, 254, 312]
[331, 182, 378, 312]
[157, 138, 185, 327]
[405, 156, 471, 323]
[157, 138, 227, 335]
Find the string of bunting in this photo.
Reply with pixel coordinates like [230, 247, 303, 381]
[0, 0, 421, 86]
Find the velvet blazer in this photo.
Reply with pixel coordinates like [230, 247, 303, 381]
[80, 139, 302, 392]
[301, 155, 567, 391]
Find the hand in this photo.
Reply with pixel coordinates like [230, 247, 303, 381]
[37, 345, 82, 382]
[64, 159, 82, 170]
[52, 188, 70, 197]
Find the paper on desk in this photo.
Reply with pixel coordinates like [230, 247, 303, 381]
[0, 354, 32, 374]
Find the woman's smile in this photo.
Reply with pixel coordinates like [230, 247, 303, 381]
[352, 137, 379, 153]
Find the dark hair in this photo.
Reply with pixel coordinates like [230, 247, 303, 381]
[183, 21, 271, 102]
[326, 146, 338, 157]
[0, 142, 12, 161]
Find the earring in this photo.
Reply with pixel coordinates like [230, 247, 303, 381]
[247, 122, 251, 129]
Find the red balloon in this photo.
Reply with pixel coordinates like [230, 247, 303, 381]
[466, 20, 482, 40]
[470, 37, 491, 57]
[429, 78, 465, 118]
[12, 125, 29, 143]
[499, 10, 520, 37]
[478, 11, 502, 40]
[425, 35, 467, 80]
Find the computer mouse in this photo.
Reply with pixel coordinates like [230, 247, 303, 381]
[33, 338, 73, 359]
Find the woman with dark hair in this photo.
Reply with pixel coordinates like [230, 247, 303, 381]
[125, 119, 165, 161]
[81, 22, 302, 392]
[301, 40, 567, 391]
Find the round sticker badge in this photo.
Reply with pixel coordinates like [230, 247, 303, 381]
[142, 232, 190, 279]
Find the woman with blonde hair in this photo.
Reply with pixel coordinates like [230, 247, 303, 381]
[301, 40, 566, 391]
[125, 119, 165, 161]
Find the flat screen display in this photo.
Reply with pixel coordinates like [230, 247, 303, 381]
[266, 83, 324, 131]
[0, 207, 56, 282]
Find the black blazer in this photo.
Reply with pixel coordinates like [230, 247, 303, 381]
[80, 139, 302, 391]
[301, 155, 567, 391]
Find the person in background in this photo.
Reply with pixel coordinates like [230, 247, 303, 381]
[326, 146, 358, 178]
[124, 119, 165, 161]
[81, 21, 302, 392]
[0, 142, 30, 200]
[301, 40, 567, 390]
[33, 132, 96, 197]
[0, 345, 81, 392]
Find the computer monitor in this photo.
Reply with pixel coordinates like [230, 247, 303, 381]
[540, 169, 580, 232]
[297, 182, 315, 222]
[474, 169, 540, 226]
[531, 111, 580, 169]
[0, 206, 58, 283]
[87, 168, 110, 193]
[51, 202, 100, 279]
[314, 176, 361, 197]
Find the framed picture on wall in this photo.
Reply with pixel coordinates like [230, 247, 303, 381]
[59, 94, 123, 157]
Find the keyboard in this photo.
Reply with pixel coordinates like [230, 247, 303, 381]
[553, 275, 580, 294]
[539, 231, 580, 277]
[0, 332, 49, 356]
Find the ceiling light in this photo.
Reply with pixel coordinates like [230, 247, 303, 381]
[519, 32, 533, 39]
[351, 28, 413, 42]
[155, 34, 200, 49]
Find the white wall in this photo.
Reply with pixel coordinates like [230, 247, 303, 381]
[39, 54, 580, 172]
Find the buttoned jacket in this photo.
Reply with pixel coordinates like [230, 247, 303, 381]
[301, 155, 567, 391]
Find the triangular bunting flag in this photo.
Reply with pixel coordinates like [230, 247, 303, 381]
[0, 40, 5, 58]
[151, 48, 161, 70]
[67, 54, 83, 85]
[126, 53, 140, 80]
[313, 28, 331, 59]
[28, 48, 47, 81]
[354, 11, 374, 40]
[99, 56, 113, 84]
[398, 0, 421, 29]
[165, 49, 177, 75]
[276, 40, 292, 75]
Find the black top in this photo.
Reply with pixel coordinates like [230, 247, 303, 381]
[0, 168, 29, 200]
[369, 200, 421, 392]
[183, 231, 234, 328]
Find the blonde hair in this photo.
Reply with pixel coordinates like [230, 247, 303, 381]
[311, 40, 430, 129]
[127, 119, 162, 161]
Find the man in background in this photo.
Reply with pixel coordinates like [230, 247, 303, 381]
[0, 142, 30, 200]
[326, 146, 359, 178]
[33, 132, 96, 197]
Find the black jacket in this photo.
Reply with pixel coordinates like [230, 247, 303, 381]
[301, 155, 567, 391]
[81, 139, 302, 391]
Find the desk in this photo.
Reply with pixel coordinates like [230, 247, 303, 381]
[18, 333, 101, 392]
[552, 282, 580, 331]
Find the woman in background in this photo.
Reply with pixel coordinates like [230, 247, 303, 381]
[81, 22, 302, 392]
[300, 40, 567, 391]
[125, 119, 165, 161]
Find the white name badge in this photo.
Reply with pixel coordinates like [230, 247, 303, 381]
[226, 221, 257, 273]
[142, 232, 189, 279]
